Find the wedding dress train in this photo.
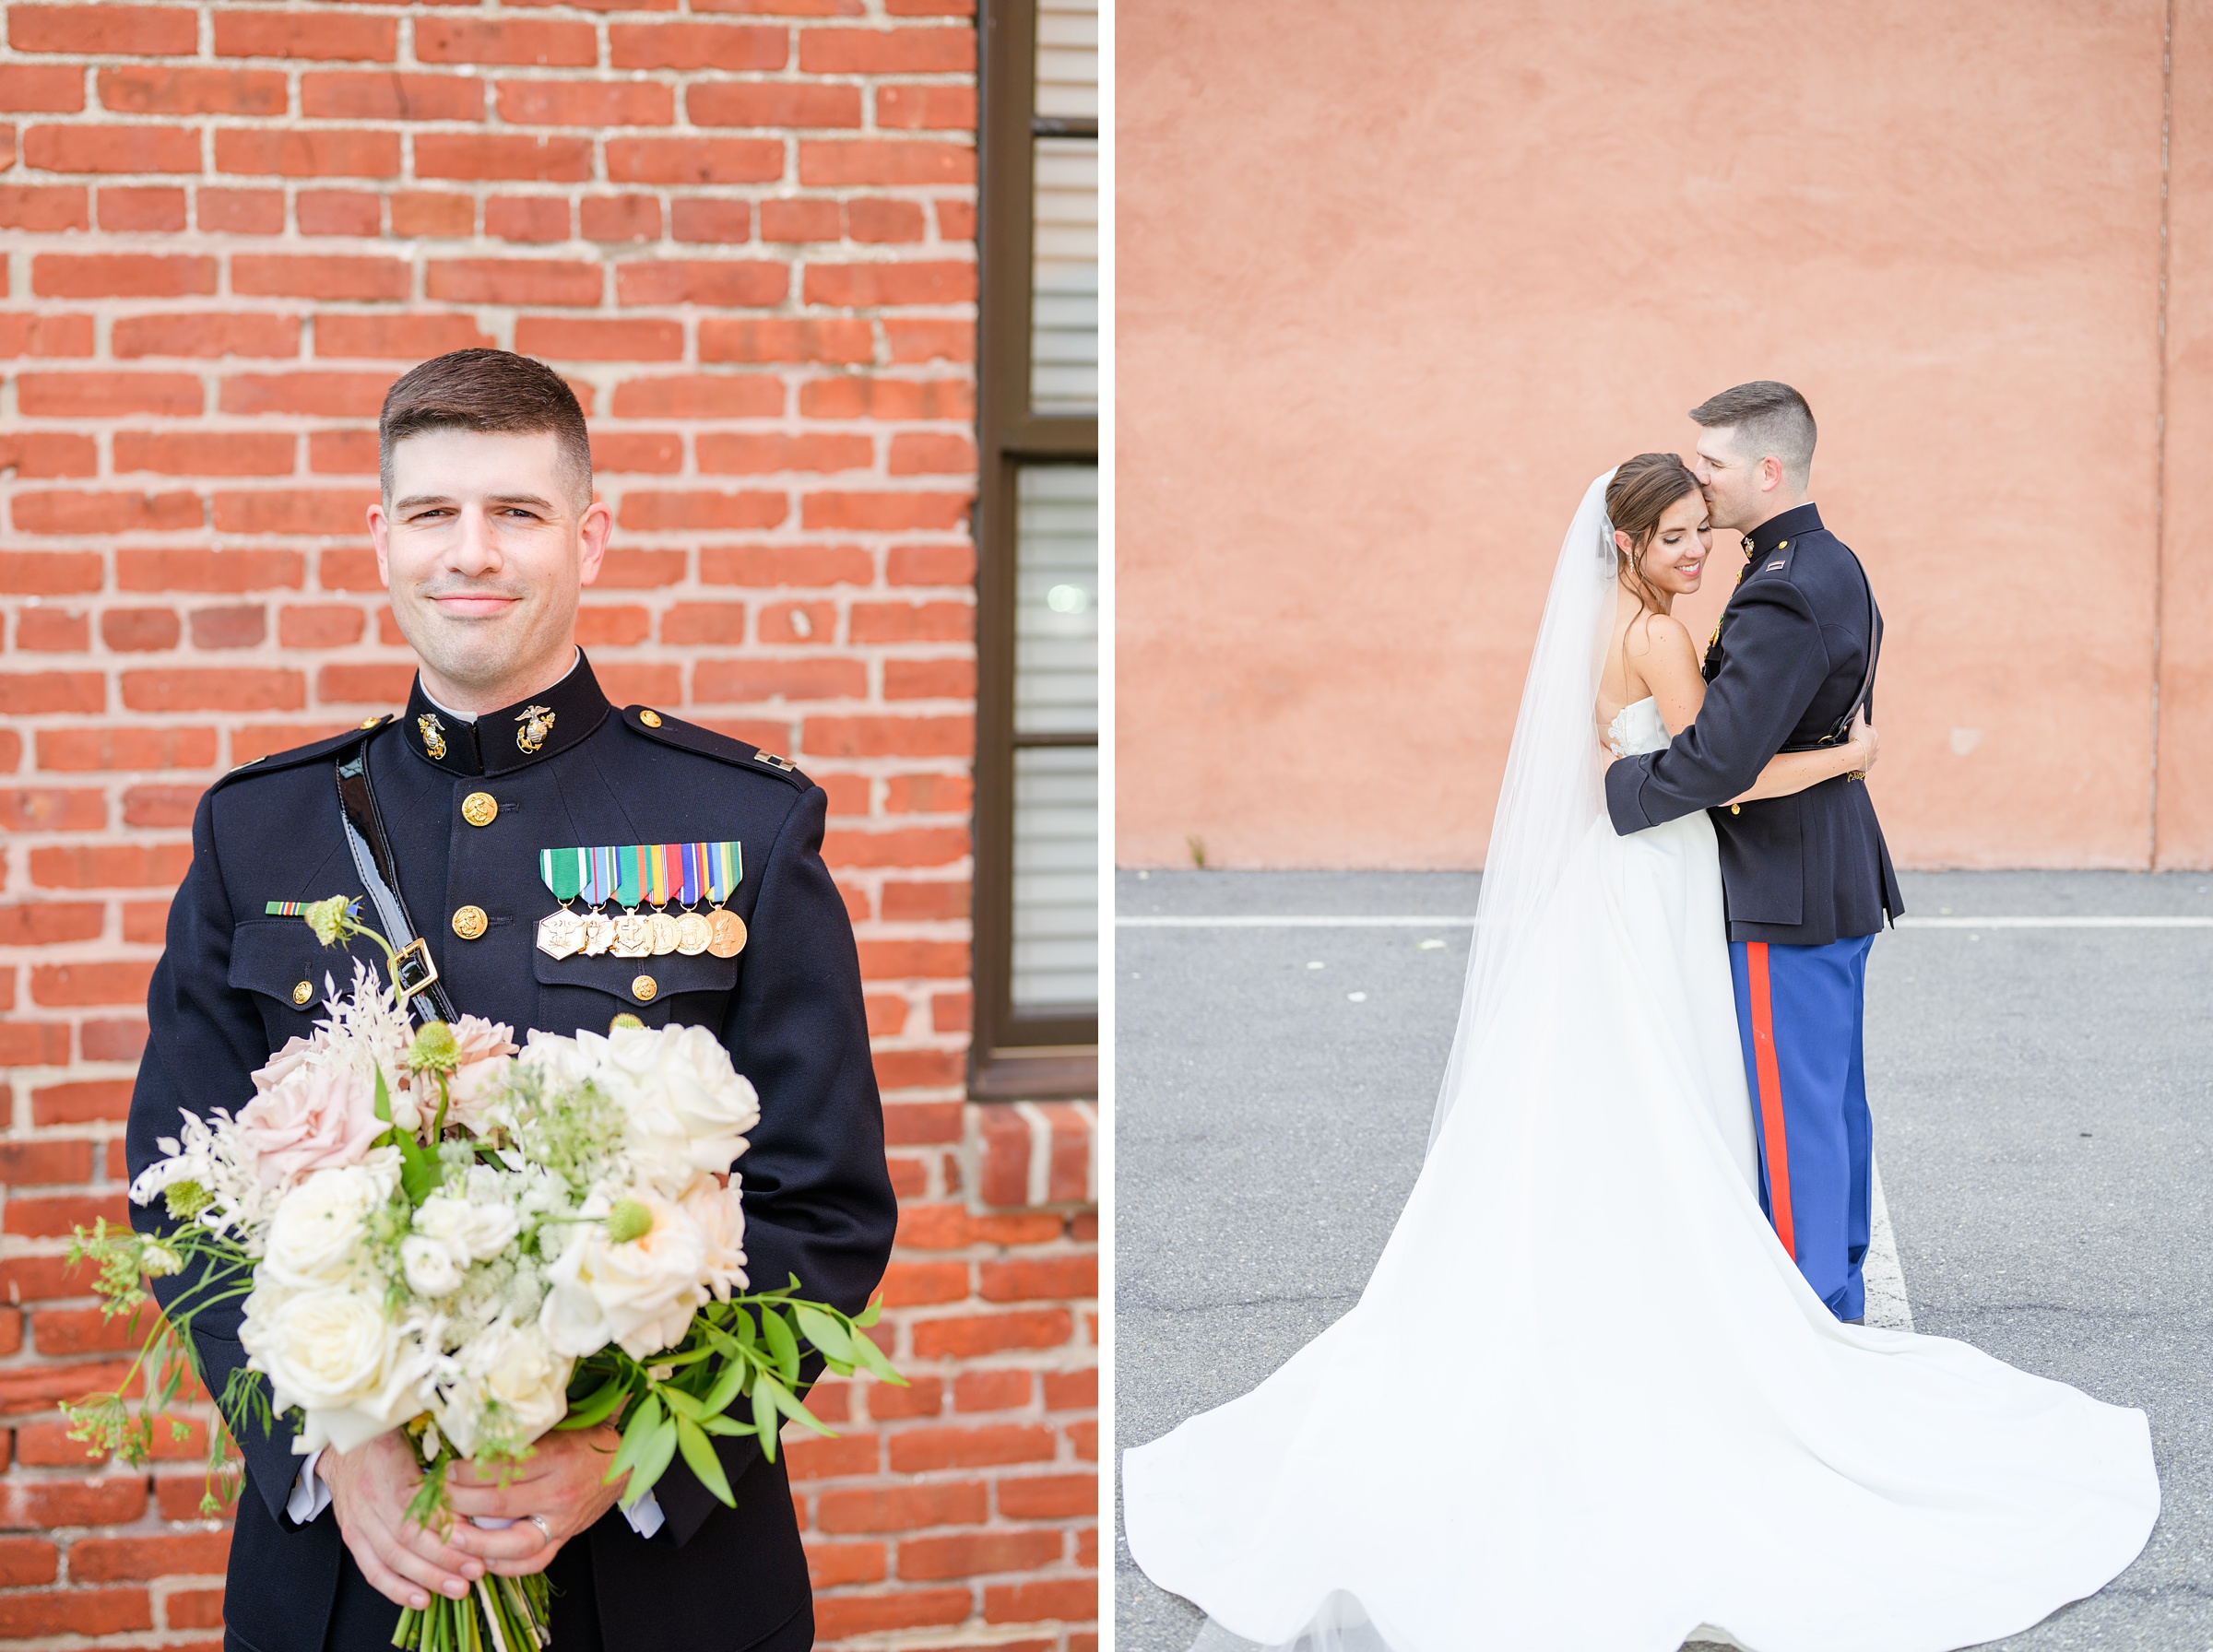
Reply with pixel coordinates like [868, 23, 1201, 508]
[1120, 697, 2159, 1652]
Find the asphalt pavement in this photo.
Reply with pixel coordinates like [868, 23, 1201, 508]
[1114, 869, 2213, 1652]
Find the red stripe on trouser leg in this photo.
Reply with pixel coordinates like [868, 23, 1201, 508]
[1746, 941, 1796, 1258]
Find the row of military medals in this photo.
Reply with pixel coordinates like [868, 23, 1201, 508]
[536, 842, 747, 962]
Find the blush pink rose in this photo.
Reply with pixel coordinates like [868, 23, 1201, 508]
[239, 1066, 385, 1185]
[416, 1017, 520, 1135]
[252, 1033, 321, 1095]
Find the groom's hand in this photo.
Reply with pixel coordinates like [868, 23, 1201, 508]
[321, 1433, 539, 1611]
[444, 1424, 630, 1576]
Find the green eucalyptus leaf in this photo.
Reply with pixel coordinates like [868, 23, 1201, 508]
[657, 1386, 707, 1422]
[793, 1304, 853, 1363]
[751, 1376, 780, 1462]
[761, 1307, 800, 1384]
[623, 1418, 680, 1507]
[852, 1296, 883, 1329]
[674, 1416, 735, 1507]
[702, 1354, 748, 1416]
[763, 1378, 832, 1436]
[554, 1380, 626, 1432]
[698, 1414, 757, 1437]
[604, 1393, 662, 1486]
[848, 1328, 905, 1385]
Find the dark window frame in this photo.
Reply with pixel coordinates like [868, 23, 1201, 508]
[971, 0, 1098, 1101]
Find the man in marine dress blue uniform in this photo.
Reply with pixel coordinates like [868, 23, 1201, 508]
[1604, 381, 1903, 1323]
[127, 349, 898, 1651]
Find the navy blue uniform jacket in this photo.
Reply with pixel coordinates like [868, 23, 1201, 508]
[125, 654, 898, 1652]
[1604, 502, 1905, 946]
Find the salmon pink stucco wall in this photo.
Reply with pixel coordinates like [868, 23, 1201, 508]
[1117, 0, 2213, 869]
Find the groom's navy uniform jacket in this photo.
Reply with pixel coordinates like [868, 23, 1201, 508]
[126, 653, 898, 1652]
[1604, 502, 1899, 1322]
[1604, 502, 1903, 944]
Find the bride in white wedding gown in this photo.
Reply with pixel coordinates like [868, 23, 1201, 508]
[1120, 464, 2160, 1652]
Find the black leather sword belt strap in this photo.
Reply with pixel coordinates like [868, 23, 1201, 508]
[336, 735, 459, 1025]
[1780, 548, 1882, 754]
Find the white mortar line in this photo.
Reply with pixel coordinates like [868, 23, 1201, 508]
[1013, 1100, 1054, 1209]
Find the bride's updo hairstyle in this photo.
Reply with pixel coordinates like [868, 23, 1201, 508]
[1604, 453, 1698, 612]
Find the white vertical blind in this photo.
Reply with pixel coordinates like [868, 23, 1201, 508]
[1013, 466, 1098, 737]
[1011, 745, 1097, 1010]
[1011, 465, 1097, 1011]
[1031, 0, 1097, 414]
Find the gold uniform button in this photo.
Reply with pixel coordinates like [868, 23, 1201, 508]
[1730, 804, 1743, 815]
[631, 974, 657, 1002]
[359, 716, 382, 729]
[461, 791, 498, 827]
[638, 708, 663, 727]
[291, 980, 314, 1006]
[452, 904, 489, 940]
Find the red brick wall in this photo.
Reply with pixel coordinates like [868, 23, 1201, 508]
[0, 2, 1096, 1646]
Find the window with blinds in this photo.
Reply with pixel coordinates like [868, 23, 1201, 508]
[1012, 466, 1097, 1011]
[975, 0, 1100, 1092]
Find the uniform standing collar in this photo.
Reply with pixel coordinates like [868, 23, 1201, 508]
[402, 650, 611, 776]
[1744, 502, 1822, 560]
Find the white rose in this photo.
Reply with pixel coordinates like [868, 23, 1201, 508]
[538, 1192, 707, 1360]
[611, 1025, 759, 1172]
[241, 1284, 433, 1455]
[679, 1175, 749, 1302]
[519, 1029, 594, 1088]
[401, 1234, 464, 1297]
[414, 1194, 520, 1266]
[476, 1320, 572, 1438]
[262, 1161, 396, 1291]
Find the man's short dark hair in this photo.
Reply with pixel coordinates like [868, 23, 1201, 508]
[379, 348, 592, 508]
[1689, 380, 1816, 490]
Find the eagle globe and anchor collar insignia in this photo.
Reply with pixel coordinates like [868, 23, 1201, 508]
[515, 704, 554, 754]
[398, 655, 609, 778]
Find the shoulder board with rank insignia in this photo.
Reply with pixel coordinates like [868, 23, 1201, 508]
[619, 705, 811, 791]
[207, 715, 394, 796]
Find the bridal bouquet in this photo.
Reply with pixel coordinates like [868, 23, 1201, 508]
[66, 896, 899, 1652]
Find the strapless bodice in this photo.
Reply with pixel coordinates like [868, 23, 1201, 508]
[1604, 696, 1667, 757]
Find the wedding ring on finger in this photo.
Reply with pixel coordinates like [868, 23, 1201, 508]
[527, 1515, 552, 1545]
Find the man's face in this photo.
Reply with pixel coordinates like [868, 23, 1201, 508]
[369, 428, 609, 699]
[1689, 426, 1761, 532]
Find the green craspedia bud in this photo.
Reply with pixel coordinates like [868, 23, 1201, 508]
[407, 1021, 460, 1075]
[163, 1180, 212, 1221]
[609, 1013, 645, 1032]
[302, 895, 352, 948]
[605, 1198, 653, 1245]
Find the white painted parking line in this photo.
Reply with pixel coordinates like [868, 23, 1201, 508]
[1864, 1159, 1912, 1332]
[1118, 914, 2213, 929]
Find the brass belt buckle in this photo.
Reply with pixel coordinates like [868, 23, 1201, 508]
[389, 937, 441, 1003]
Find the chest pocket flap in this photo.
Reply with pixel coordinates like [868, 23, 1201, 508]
[532, 945, 740, 1008]
[229, 918, 386, 1010]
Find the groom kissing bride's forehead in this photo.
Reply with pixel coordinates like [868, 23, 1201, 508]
[1609, 378, 1904, 1323]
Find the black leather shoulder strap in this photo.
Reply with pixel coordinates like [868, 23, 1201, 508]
[335, 735, 458, 1025]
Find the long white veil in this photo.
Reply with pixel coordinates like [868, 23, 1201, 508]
[1426, 470, 1619, 1149]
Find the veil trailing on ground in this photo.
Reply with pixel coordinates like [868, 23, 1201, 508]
[1426, 470, 1619, 1150]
